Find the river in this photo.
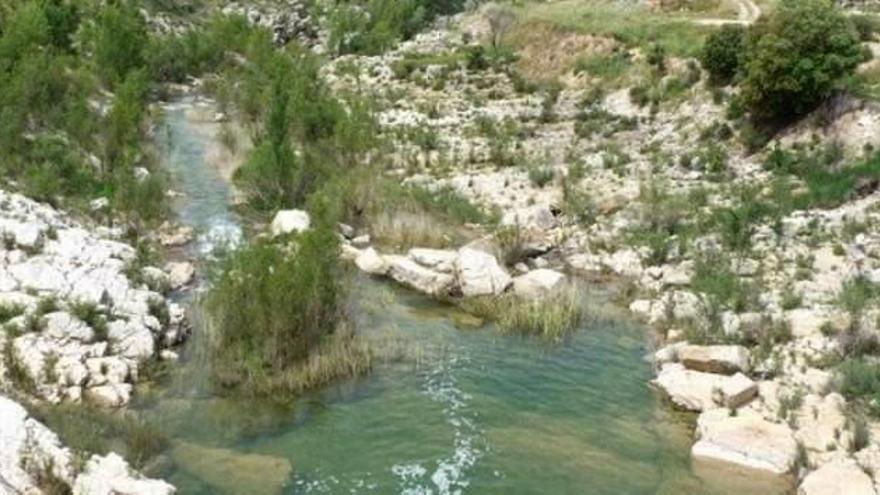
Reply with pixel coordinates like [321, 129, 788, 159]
[143, 98, 792, 495]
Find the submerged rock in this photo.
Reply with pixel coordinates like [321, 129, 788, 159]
[171, 442, 292, 495]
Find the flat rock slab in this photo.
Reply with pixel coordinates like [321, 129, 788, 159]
[653, 364, 757, 411]
[693, 409, 798, 475]
[678, 344, 751, 374]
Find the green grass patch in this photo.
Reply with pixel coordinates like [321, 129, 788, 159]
[459, 289, 585, 341]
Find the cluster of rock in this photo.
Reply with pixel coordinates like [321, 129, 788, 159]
[0, 190, 189, 408]
[0, 190, 194, 493]
[272, 208, 569, 301]
[0, 395, 174, 495]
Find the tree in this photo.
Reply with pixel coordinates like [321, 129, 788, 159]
[740, 0, 866, 123]
[700, 24, 745, 85]
[486, 4, 515, 49]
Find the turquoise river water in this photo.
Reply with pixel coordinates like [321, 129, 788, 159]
[144, 99, 792, 495]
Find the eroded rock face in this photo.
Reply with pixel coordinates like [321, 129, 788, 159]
[798, 458, 876, 495]
[692, 408, 798, 476]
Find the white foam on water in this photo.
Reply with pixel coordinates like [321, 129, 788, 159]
[297, 355, 487, 494]
[392, 355, 485, 495]
[197, 218, 242, 256]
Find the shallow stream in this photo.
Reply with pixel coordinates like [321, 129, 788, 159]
[145, 99, 791, 495]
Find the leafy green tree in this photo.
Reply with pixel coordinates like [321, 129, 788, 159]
[700, 24, 745, 85]
[740, 0, 866, 122]
[89, 2, 147, 85]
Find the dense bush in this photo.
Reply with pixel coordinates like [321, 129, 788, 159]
[0, 1, 172, 228]
[206, 223, 343, 395]
[740, 0, 865, 122]
[700, 24, 744, 85]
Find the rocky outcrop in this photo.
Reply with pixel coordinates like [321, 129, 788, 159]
[692, 408, 798, 475]
[171, 441, 292, 495]
[0, 191, 187, 407]
[0, 395, 172, 495]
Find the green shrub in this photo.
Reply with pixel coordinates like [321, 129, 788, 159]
[740, 0, 866, 122]
[700, 24, 744, 85]
[206, 225, 344, 396]
[839, 359, 880, 418]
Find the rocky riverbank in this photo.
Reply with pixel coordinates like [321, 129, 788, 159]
[316, 6, 880, 492]
[0, 189, 191, 493]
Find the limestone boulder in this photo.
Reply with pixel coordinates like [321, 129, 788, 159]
[355, 248, 388, 276]
[270, 210, 310, 236]
[692, 408, 798, 475]
[164, 262, 195, 290]
[386, 255, 454, 296]
[798, 458, 876, 495]
[456, 247, 511, 297]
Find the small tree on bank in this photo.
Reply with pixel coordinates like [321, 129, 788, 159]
[739, 0, 866, 123]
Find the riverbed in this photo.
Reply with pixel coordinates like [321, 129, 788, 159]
[144, 99, 791, 495]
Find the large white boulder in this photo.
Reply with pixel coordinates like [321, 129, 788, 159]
[164, 262, 195, 290]
[456, 247, 511, 297]
[512, 269, 566, 300]
[677, 345, 751, 374]
[798, 458, 876, 495]
[386, 255, 455, 296]
[270, 209, 311, 236]
[73, 453, 175, 495]
[692, 408, 798, 475]
[355, 248, 388, 276]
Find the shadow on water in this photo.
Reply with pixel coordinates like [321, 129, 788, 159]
[141, 99, 794, 495]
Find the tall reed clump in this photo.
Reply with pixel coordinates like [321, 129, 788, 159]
[460, 287, 585, 340]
